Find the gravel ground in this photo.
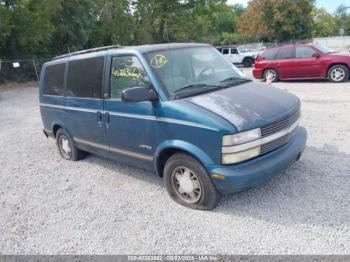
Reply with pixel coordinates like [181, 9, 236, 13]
[0, 73, 350, 255]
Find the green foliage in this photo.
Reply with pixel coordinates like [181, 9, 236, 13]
[51, 0, 96, 53]
[334, 4, 350, 35]
[0, 0, 347, 64]
[220, 32, 256, 45]
[88, 0, 136, 46]
[238, 0, 315, 42]
[312, 7, 337, 37]
[0, 3, 11, 45]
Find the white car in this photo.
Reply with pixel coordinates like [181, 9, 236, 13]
[217, 46, 260, 67]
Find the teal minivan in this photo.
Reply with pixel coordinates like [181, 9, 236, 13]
[40, 43, 307, 210]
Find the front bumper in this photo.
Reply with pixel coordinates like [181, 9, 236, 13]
[207, 127, 307, 193]
[252, 68, 264, 79]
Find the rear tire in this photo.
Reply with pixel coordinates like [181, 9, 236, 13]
[56, 128, 86, 161]
[164, 153, 220, 210]
[264, 68, 279, 82]
[328, 65, 349, 83]
[242, 58, 254, 67]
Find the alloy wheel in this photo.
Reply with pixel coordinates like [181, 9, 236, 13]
[331, 68, 346, 82]
[265, 69, 277, 81]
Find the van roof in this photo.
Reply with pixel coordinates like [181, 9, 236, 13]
[51, 43, 211, 62]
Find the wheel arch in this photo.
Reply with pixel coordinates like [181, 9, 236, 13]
[326, 63, 350, 77]
[154, 140, 214, 177]
[243, 56, 254, 61]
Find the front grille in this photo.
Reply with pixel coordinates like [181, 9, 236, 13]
[261, 109, 300, 137]
[261, 134, 289, 155]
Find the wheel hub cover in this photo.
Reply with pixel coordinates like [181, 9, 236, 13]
[179, 176, 194, 193]
[61, 138, 70, 154]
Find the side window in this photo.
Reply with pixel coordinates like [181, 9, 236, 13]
[296, 47, 315, 58]
[66, 57, 104, 98]
[43, 63, 65, 96]
[222, 49, 229, 55]
[276, 47, 295, 59]
[231, 48, 238, 54]
[110, 55, 150, 99]
[262, 49, 278, 60]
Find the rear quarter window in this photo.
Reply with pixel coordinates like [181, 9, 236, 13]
[43, 63, 66, 96]
[262, 49, 278, 60]
[66, 57, 104, 98]
[276, 47, 295, 59]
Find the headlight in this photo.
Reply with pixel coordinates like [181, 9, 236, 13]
[222, 128, 261, 146]
[222, 146, 261, 164]
[222, 128, 261, 164]
[221, 117, 301, 164]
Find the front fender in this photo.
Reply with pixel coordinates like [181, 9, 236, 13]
[154, 140, 215, 175]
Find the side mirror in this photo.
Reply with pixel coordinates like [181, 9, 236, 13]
[312, 53, 321, 58]
[121, 87, 158, 103]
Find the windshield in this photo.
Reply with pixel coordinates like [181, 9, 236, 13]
[314, 43, 334, 54]
[237, 46, 249, 53]
[144, 47, 248, 99]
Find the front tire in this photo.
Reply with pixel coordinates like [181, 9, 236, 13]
[328, 65, 349, 83]
[56, 128, 85, 161]
[164, 153, 219, 210]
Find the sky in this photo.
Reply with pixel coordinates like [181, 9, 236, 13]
[227, 0, 349, 14]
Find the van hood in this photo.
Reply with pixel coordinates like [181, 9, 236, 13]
[186, 81, 300, 132]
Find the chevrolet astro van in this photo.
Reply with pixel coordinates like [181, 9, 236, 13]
[40, 43, 307, 210]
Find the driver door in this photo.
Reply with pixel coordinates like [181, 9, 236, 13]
[103, 55, 157, 169]
[294, 47, 322, 78]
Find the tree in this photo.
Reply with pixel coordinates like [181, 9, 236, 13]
[334, 4, 350, 35]
[50, 0, 96, 54]
[312, 7, 336, 37]
[88, 0, 135, 47]
[237, 0, 315, 42]
[0, 3, 11, 46]
[0, 0, 59, 57]
[236, 1, 271, 40]
[132, 0, 243, 44]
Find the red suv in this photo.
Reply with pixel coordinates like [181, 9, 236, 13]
[253, 43, 350, 83]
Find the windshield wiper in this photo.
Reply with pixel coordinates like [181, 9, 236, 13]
[174, 83, 221, 93]
[173, 83, 226, 99]
[219, 76, 251, 84]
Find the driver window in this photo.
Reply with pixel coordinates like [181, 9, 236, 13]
[110, 55, 150, 99]
[296, 47, 315, 58]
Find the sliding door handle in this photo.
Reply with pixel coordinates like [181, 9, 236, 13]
[97, 111, 102, 122]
